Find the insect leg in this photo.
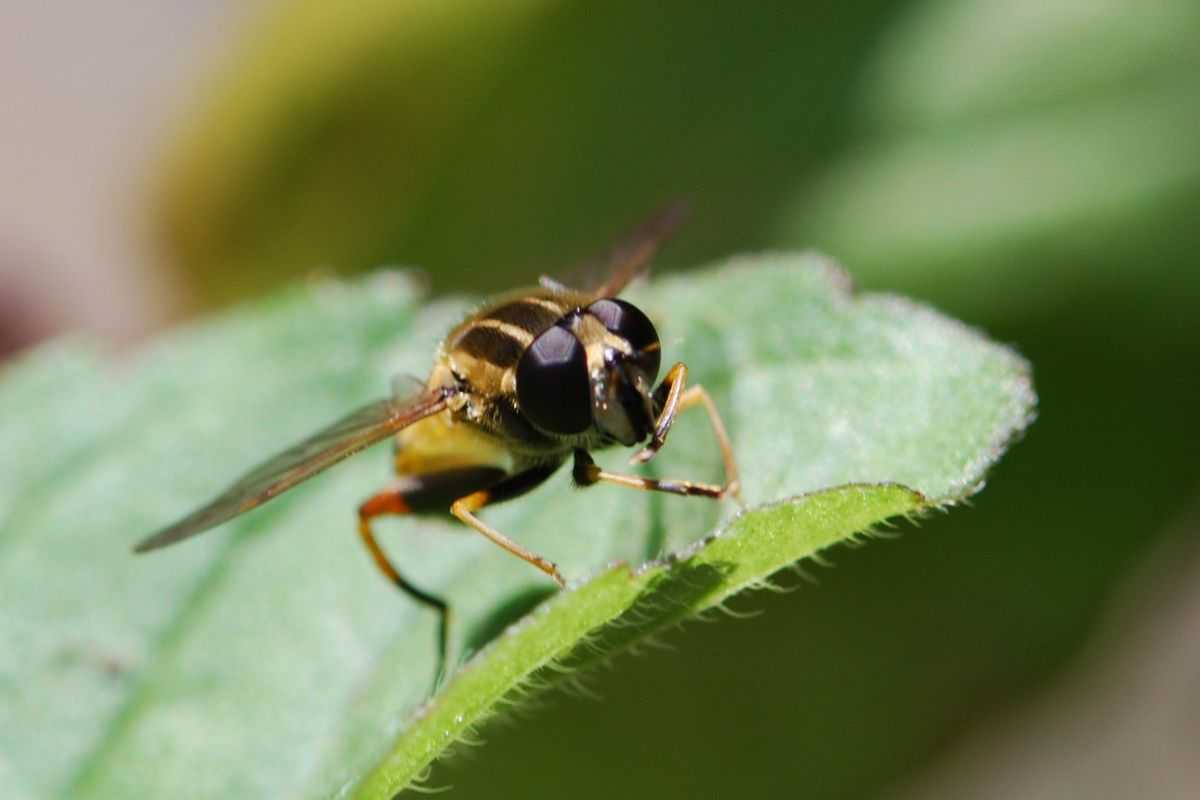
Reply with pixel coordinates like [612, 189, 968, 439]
[631, 364, 742, 502]
[573, 449, 729, 500]
[449, 464, 566, 587]
[633, 361, 688, 462]
[675, 384, 742, 502]
[358, 489, 452, 682]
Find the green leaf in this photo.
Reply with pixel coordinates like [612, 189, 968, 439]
[0, 255, 1033, 798]
[777, 0, 1200, 320]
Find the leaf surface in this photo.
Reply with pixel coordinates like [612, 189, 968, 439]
[0, 255, 1033, 798]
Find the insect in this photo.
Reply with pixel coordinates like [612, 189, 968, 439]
[134, 204, 741, 674]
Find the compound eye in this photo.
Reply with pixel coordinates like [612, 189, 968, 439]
[516, 325, 592, 435]
[586, 298, 661, 379]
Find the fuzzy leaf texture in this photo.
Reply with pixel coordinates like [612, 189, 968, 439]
[0, 255, 1034, 798]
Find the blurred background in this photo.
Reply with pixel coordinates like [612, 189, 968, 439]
[4, 1, 1199, 797]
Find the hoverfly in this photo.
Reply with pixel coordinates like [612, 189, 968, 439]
[134, 204, 741, 673]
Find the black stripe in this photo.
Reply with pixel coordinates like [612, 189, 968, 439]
[392, 467, 509, 513]
[456, 325, 526, 367]
[485, 299, 566, 336]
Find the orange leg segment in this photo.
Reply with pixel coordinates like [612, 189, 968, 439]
[358, 487, 450, 687]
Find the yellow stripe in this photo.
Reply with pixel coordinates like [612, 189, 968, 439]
[465, 318, 535, 345]
[522, 296, 568, 315]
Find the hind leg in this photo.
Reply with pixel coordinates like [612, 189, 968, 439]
[358, 467, 507, 685]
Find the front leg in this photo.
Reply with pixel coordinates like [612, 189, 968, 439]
[630, 362, 742, 502]
[633, 362, 688, 463]
[573, 450, 729, 500]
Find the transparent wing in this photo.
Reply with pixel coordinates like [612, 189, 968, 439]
[589, 199, 689, 297]
[548, 200, 689, 299]
[133, 388, 450, 553]
[390, 373, 428, 400]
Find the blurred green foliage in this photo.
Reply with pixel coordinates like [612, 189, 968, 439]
[151, 0, 1200, 797]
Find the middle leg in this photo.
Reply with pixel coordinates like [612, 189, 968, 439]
[573, 449, 727, 499]
[449, 463, 567, 586]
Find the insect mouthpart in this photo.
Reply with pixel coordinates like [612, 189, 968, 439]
[591, 354, 656, 446]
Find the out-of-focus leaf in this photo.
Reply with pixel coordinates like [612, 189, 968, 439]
[154, 1, 904, 304]
[0, 255, 1033, 797]
[778, 0, 1200, 319]
[860, 0, 1200, 128]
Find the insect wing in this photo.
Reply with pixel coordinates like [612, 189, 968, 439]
[133, 389, 449, 553]
[587, 199, 689, 298]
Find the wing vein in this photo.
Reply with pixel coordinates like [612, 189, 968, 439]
[133, 389, 450, 553]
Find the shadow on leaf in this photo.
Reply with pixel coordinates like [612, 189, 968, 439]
[462, 584, 561, 656]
